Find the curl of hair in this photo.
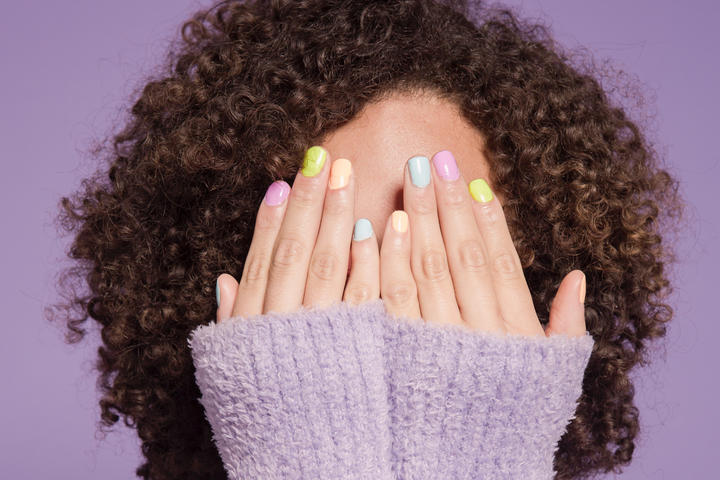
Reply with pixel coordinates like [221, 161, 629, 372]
[51, 0, 683, 478]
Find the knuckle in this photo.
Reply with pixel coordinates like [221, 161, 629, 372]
[440, 186, 467, 211]
[384, 281, 417, 308]
[476, 203, 503, 229]
[420, 251, 450, 282]
[409, 192, 437, 216]
[290, 184, 320, 208]
[457, 240, 487, 270]
[242, 256, 270, 288]
[323, 193, 351, 216]
[345, 284, 375, 305]
[310, 251, 342, 282]
[272, 237, 305, 269]
[254, 214, 276, 233]
[491, 253, 520, 279]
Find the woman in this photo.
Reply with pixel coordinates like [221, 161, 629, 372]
[54, 0, 682, 478]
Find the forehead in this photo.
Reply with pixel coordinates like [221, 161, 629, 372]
[322, 92, 487, 176]
[321, 92, 491, 244]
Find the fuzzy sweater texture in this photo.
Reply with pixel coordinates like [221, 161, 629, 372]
[190, 300, 594, 480]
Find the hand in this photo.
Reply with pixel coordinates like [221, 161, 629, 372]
[376, 151, 586, 337]
[216, 146, 379, 320]
[217, 148, 586, 338]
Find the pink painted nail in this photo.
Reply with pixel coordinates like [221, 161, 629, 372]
[432, 150, 460, 181]
[264, 181, 290, 206]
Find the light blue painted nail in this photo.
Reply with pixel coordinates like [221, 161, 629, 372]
[353, 218, 373, 241]
[216, 279, 221, 307]
[408, 155, 430, 188]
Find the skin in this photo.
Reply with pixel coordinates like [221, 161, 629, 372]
[216, 92, 586, 337]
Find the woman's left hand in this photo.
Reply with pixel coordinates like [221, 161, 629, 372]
[375, 150, 586, 337]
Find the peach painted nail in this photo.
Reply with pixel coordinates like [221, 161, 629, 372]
[391, 210, 408, 233]
[329, 158, 352, 189]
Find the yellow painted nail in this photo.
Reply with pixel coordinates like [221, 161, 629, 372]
[329, 158, 352, 189]
[468, 179, 493, 203]
[301, 146, 327, 177]
[391, 210, 408, 233]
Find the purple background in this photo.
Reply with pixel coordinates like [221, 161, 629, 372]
[1, 0, 717, 478]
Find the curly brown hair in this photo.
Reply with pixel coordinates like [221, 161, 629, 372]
[51, 0, 684, 478]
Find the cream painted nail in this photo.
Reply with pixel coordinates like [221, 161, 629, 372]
[579, 272, 587, 304]
[329, 158, 352, 189]
[391, 210, 408, 233]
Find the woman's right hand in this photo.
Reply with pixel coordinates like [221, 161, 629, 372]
[216, 146, 379, 321]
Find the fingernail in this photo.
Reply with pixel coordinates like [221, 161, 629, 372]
[301, 146, 327, 177]
[391, 210, 408, 233]
[216, 278, 221, 307]
[432, 150, 459, 181]
[329, 158, 352, 190]
[579, 272, 586, 304]
[468, 179, 493, 202]
[264, 181, 290, 206]
[353, 218, 373, 241]
[408, 155, 430, 188]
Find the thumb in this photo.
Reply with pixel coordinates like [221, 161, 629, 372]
[545, 270, 587, 337]
[216, 273, 239, 323]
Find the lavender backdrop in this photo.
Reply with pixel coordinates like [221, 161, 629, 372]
[1, 0, 717, 478]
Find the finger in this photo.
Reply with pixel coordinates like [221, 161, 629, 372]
[468, 179, 543, 336]
[430, 151, 502, 331]
[404, 155, 462, 325]
[264, 146, 330, 313]
[232, 181, 290, 317]
[303, 158, 355, 308]
[380, 211, 421, 319]
[546, 270, 587, 337]
[344, 219, 380, 306]
[217, 273, 239, 322]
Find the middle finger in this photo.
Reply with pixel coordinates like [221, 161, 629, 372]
[303, 158, 356, 308]
[404, 155, 462, 325]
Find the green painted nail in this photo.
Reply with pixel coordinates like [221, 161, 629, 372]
[301, 146, 327, 177]
[469, 179, 493, 203]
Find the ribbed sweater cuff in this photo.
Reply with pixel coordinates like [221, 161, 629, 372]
[190, 301, 594, 480]
[384, 315, 594, 479]
[190, 301, 394, 479]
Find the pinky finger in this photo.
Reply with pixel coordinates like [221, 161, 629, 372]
[343, 219, 380, 306]
[217, 274, 239, 322]
[380, 211, 421, 319]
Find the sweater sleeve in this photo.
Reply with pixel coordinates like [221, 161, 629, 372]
[189, 301, 593, 480]
[383, 315, 594, 480]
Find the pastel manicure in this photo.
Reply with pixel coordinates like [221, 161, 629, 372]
[469, 179, 493, 203]
[301, 146, 327, 177]
[330, 158, 352, 190]
[353, 218, 373, 241]
[264, 181, 290, 206]
[408, 155, 430, 188]
[432, 150, 460, 181]
[391, 210, 408, 233]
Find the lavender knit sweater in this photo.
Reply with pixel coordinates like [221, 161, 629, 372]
[190, 300, 593, 479]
